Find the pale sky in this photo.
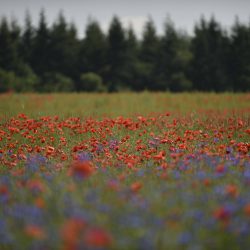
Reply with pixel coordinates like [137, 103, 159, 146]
[0, 0, 250, 37]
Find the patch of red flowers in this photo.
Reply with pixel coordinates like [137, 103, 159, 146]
[84, 227, 113, 248]
[213, 206, 231, 227]
[68, 161, 95, 179]
[130, 181, 143, 193]
[24, 224, 46, 240]
[61, 218, 86, 250]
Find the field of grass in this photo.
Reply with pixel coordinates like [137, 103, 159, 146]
[0, 92, 250, 250]
[1, 92, 250, 117]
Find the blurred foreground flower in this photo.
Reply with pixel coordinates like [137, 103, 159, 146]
[24, 224, 46, 240]
[130, 181, 143, 193]
[68, 161, 95, 179]
[84, 227, 113, 248]
[61, 218, 86, 250]
[213, 206, 231, 227]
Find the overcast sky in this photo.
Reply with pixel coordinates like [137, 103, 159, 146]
[0, 0, 250, 37]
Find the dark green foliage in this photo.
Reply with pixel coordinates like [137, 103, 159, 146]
[0, 11, 250, 92]
[157, 18, 192, 91]
[121, 25, 140, 91]
[0, 18, 20, 72]
[19, 11, 35, 65]
[41, 72, 74, 92]
[229, 19, 250, 91]
[80, 72, 106, 92]
[0, 65, 38, 92]
[49, 12, 79, 80]
[106, 16, 129, 91]
[190, 17, 230, 92]
[79, 19, 107, 76]
[170, 72, 193, 92]
[0, 69, 17, 92]
[31, 9, 51, 79]
[15, 64, 39, 92]
[139, 18, 160, 90]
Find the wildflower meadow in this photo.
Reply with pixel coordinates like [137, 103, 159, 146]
[0, 92, 250, 250]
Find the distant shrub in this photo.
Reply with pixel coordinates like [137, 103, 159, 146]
[80, 72, 106, 92]
[169, 72, 192, 92]
[0, 65, 39, 93]
[0, 69, 19, 92]
[41, 72, 75, 92]
[15, 64, 39, 92]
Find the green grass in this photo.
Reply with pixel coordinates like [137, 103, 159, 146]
[1, 92, 250, 118]
[0, 92, 249, 250]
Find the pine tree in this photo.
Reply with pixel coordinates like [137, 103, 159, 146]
[20, 11, 34, 65]
[139, 17, 159, 90]
[0, 17, 19, 71]
[80, 19, 107, 76]
[126, 25, 138, 54]
[158, 18, 178, 90]
[190, 17, 229, 91]
[158, 18, 192, 91]
[229, 18, 250, 91]
[106, 16, 128, 91]
[123, 25, 139, 90]
[31, 9, 51, 80]
[49, 11, 79, 81]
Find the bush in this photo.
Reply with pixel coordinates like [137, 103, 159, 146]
[0, 69, 19, 92]
[80, 72, 106, 92]
[15, 64, 39, 92]
[169, 72, 193, 92]
[41, 72, 75, 92]
[0, 65, 39, 93]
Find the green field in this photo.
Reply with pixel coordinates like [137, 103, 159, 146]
[0, 92, 249, 250]
[1, 92, 250, 117]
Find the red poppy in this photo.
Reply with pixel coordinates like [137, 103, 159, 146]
[213, 207, 231, 223]
[24, 225, 46, 239]
[153, 151, 165, 161]
[84, 228, 113, 247]
[69, 161, 95, 178]
[225, 184, 239, 198]
[243, 203, 250, 217]
[61, 218, 86, 250]
[130, 181, 143, 193]
[27, 179, 45, 192]
[0, 185, 8, 196]
[34, 197, 46, 209]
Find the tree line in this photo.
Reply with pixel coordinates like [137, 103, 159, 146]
[0, 10, 250, 92]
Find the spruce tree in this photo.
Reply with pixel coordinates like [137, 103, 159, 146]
[158, 18, 178, 90]
[190, 17, 229, 91]
[49, 11, 79, 82]
[20, 11, 34, 66]
[229, 19, 250, 91]
[106, 16, 127, 91]
[31, 9, 51, 80]
[158, 18, 192, 91]
[139, 17, 159, 90]
[123, 25, 140, 90]
[80, 19, 107, 76]
[0, 17, 19, 71]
